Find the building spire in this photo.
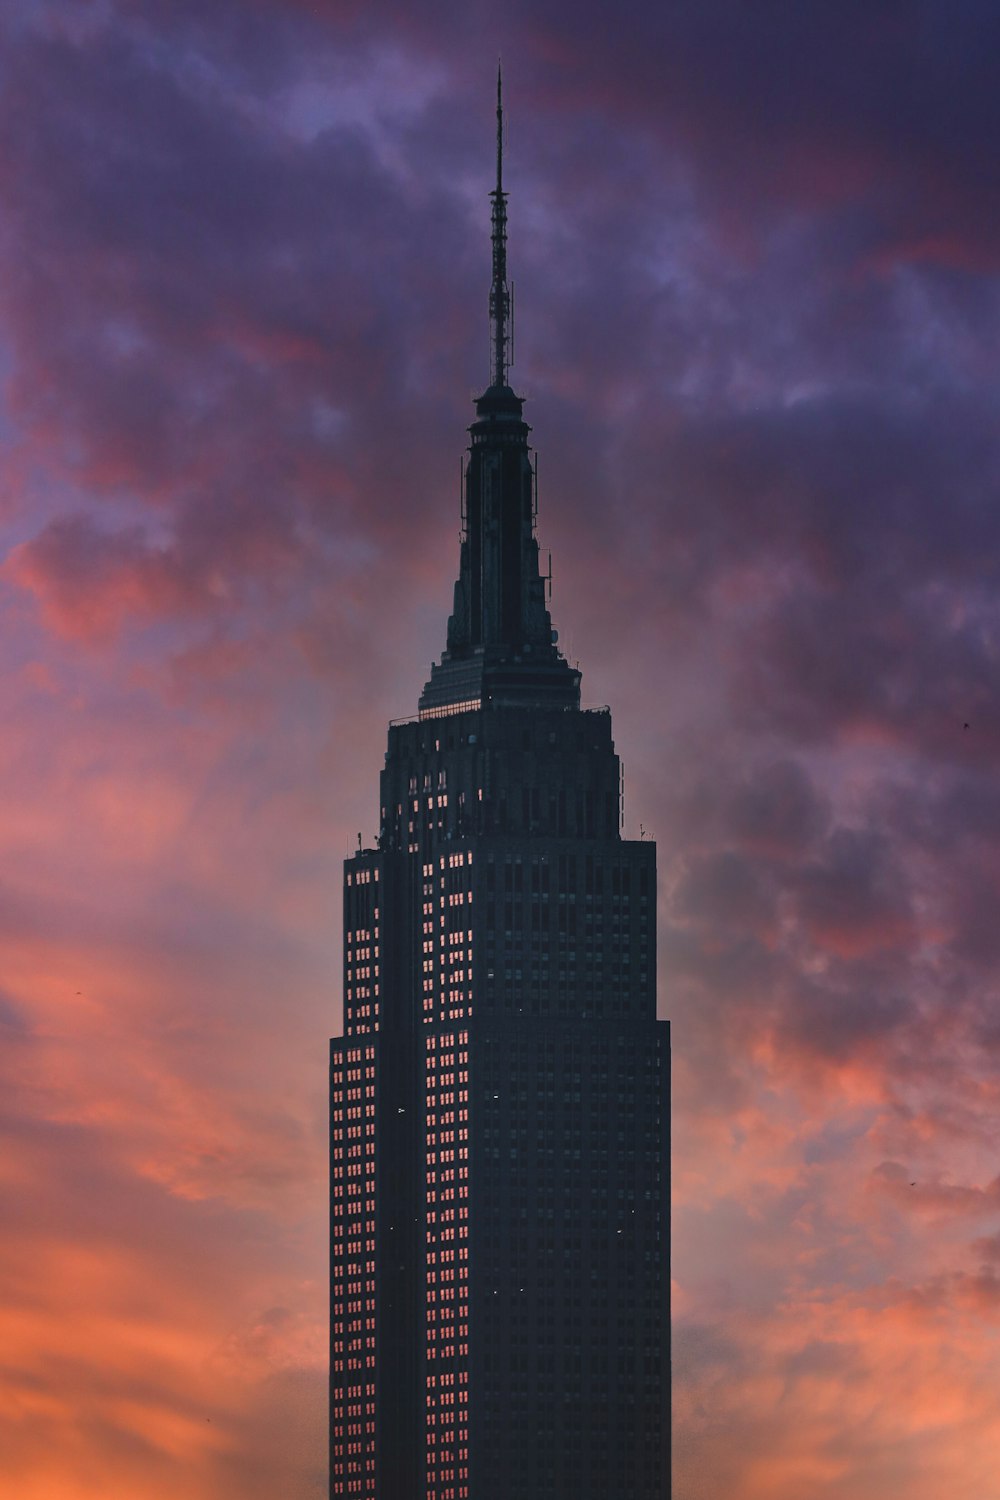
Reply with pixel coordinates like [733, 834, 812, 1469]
[417, 63, 582, 716]
[489, 59, 511, 388]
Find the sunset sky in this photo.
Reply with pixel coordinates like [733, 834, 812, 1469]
[2, 3, 1000, 1496]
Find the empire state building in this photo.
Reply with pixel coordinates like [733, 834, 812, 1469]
[330, 70, 671, 1500]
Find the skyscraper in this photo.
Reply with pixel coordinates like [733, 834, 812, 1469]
[330, 69, 670, 1500]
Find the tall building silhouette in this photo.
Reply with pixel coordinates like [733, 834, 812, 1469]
[330, 68, 670, 1500]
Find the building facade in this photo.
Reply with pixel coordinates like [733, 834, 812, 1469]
[330, 71, 670, 1500]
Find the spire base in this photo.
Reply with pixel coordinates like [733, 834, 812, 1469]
[419, 646, 581, 719]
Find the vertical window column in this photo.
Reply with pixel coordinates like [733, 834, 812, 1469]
[424, 1030, 471, 1500]
[331, 1042, 378, 1497]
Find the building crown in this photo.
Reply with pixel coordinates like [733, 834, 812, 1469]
[418, 70, 581, 719]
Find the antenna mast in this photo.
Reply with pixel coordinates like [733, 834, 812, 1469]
[489, 61, 511, 387]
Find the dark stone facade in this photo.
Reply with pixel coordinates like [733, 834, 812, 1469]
[331, 705, 669, 1499]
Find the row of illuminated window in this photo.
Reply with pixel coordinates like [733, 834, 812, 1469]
[338, 1381, 375, 1399]
[431, 1158, 470, 1182]
[345, 868, 378, 886]
[427, 1335, 467, 1355]
[426, 1203, 468, 1221]
[412, 793, 449, 813]
[335, 1045, 376, 1066]
[422, 983, 469, 1005]
[426, 1149, 468, 1165]
[419, 852, 472, 875]
[332, 1132, 374, 1154]
[426, 1305, 469, 1324]
[331, 1354, 376, 1374]
[427, 1372, 468, 1390]
[427, 1072, 469, 1091]
[427, 1130, 470, 1149]
[427, 1110, 469, 1127]
[426, 1154, 470, 1177]
[344, 932, 376, 952]
[421, 929, 473, 953]
[330, 1271, 375, 1290]
[427, 1076, 469, 1093]
[428, 1402, 465, 1419]
[427, 1264, 466, 1284]
[330, 1293, 372, 1310]
[331, 1225, 375, 1243]
[427, 1093, 469, 1110]
[427, 1032, 470, 1052]
[421, 954, 471, 974]
[339, 1139, 373, 1157]
[331, 1106, 374, 1122]
[415, 690, 481, 719]
[331, 1320, 377, 1344]
[343, 1003, 376, 1025]
[336, 1403, 368, 1421]
[332, 1086, 374, 1110]
[337, 1161, 375, 1178]
[331, 1144, 375, 1167]
[412, 767, 449, 796]
[425, 1388, 469, 1408]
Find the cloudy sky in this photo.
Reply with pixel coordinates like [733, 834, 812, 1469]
[2, 2, 1000, 1496]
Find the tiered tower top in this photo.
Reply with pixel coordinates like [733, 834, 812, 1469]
[419, 66, 581, 719]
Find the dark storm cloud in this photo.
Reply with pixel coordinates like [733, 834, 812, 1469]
[779, 977, 913, 1064]
[7, 0, 1000, 672]
[0, 12, 490, 617]
[726, 759, 832, 859]
[793, 828, 913, 955]
[517, 1, 1000, 264]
